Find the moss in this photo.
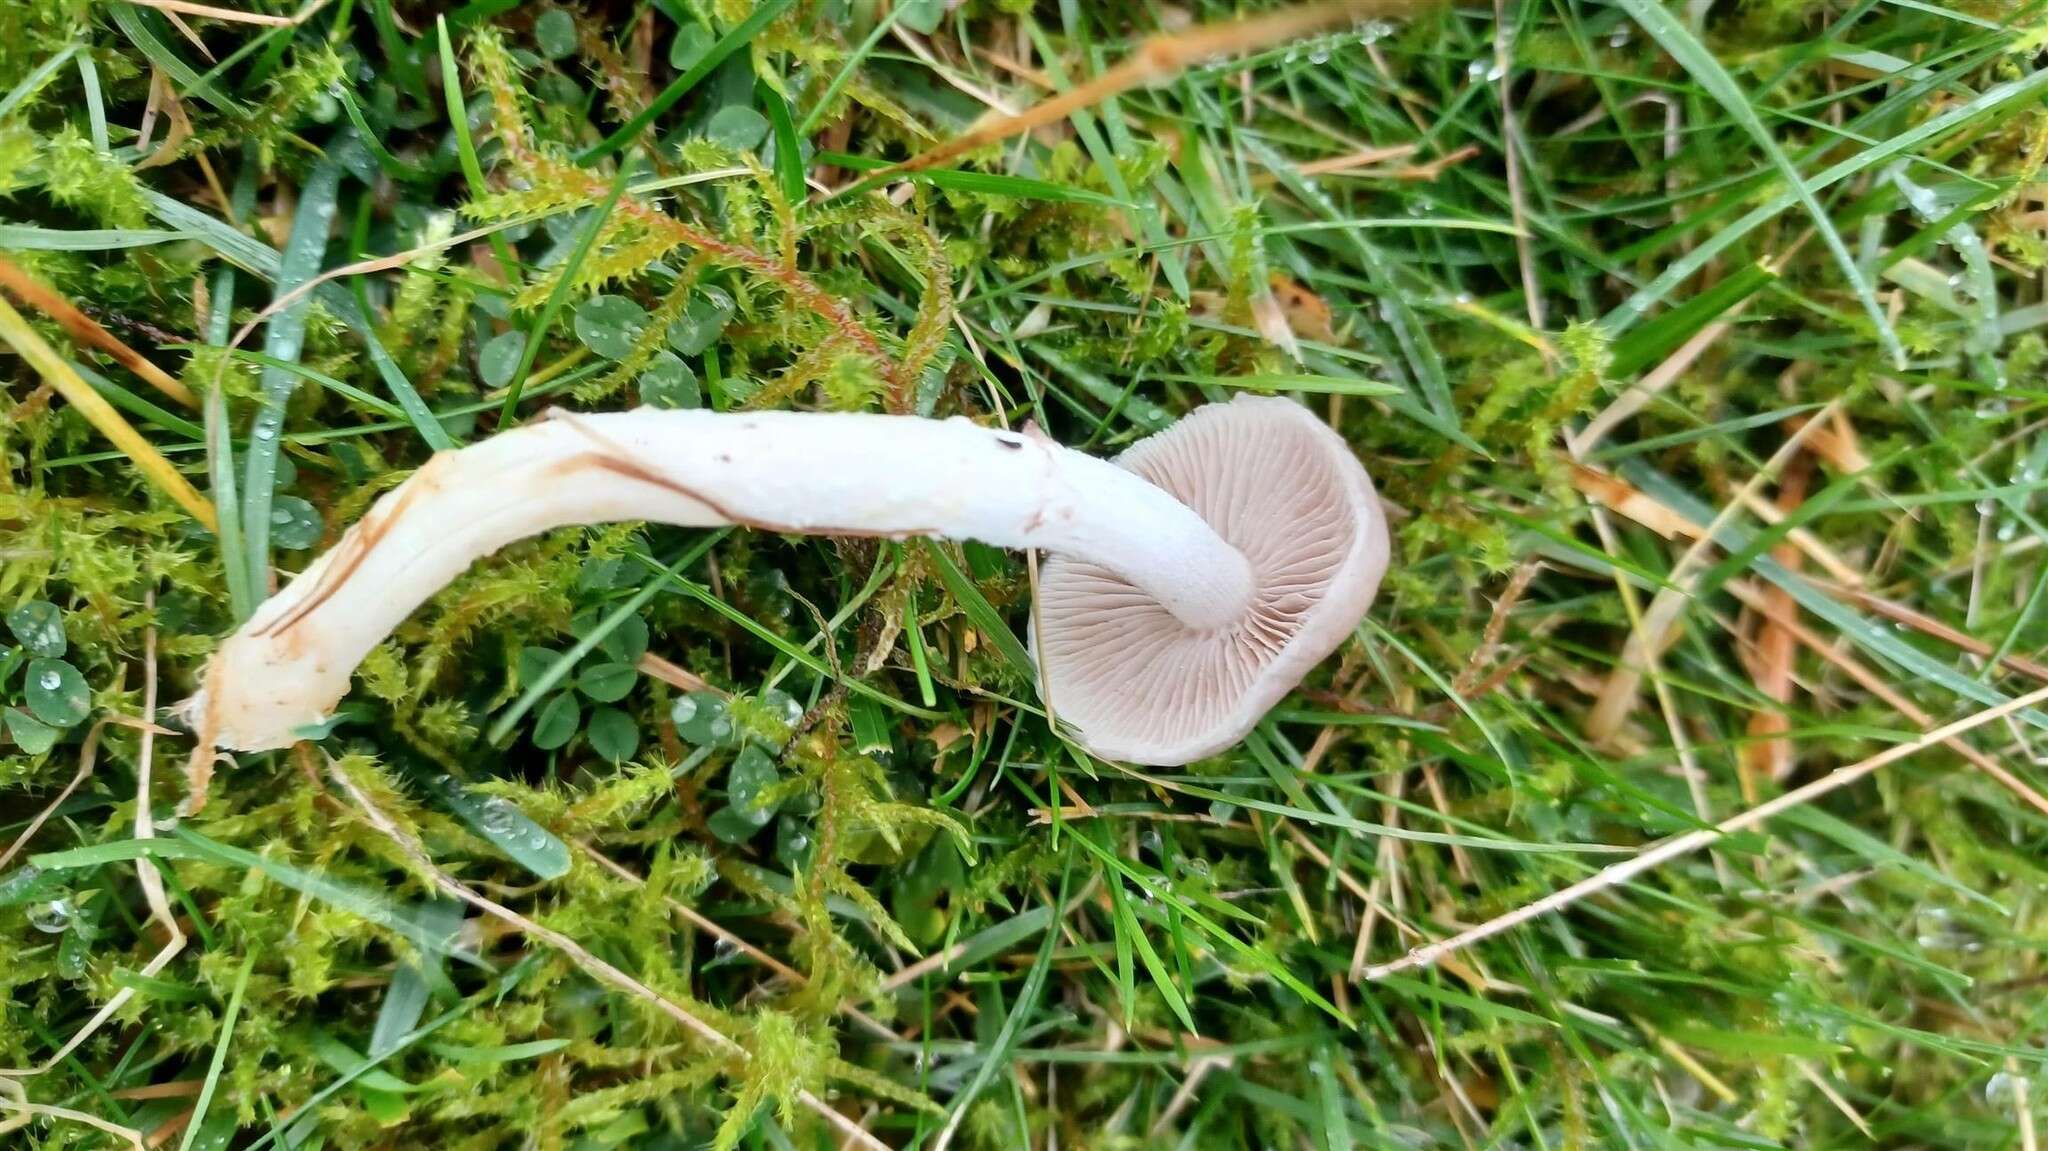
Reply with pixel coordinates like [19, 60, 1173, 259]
[4, 3, 2047, 1149]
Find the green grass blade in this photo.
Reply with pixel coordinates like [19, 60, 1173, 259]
[177, 953, 254, 1151]
[240, 160, 341, 600]
[499, 157, 636, 422]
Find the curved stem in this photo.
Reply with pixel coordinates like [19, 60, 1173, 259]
[195, 408, 1253, 751]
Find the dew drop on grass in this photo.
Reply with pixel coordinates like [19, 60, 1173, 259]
[38, 670, 61, 691]
[477, 797, 520, 839]
[29, 898, 74, 934]
[1356, 19, 1394, 44]
[1985, 1071, 2026, 1105]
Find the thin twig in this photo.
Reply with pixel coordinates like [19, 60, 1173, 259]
[1584, 404, 1840, 740]
[882, 1, 1427, 177]
[1363, 679, 2048, 980]
[3, 607, 188, 1084]
[0, 257, 197, 408]
[575, 841, 898, 1041]
[1824, 581, 2048, 685]
[0, 715, 173, 871]
[1726, 579, 2048, 818]
[635, 650, 723, 696]
[126, 0, 319, 27]
[1794, 1058, 1873, 1139]
[0, 294, 216, 529]
[324, 758, 885, 1150]
[0, 1079, 145, 1150]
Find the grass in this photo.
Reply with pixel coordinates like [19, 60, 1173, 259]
[3, 0, 2048, 1148]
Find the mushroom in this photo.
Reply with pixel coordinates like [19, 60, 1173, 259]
[190, 394, 1387, 765]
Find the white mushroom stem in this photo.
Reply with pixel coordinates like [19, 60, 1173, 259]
[195, 407, 1256, 752]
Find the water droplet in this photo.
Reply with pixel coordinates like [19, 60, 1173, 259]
[1355, 18, 1394, 44]
[1901, 185, 1941, 220]
[1986, 1070, 2027, 1105]
[38, 669, 62, 691]
[477, 797, 520, 838]
[763, 689, 803, 727]
[271, 507, 294, 525]
[1487, 60, 1507, 81]
[1608, 25, 1631, 47]
[1308, 47, 1330, 65]
[711, 936, 740, 959]
[1913, 907, 1980, 953]
[1467, 59, 1487, 79]
[253, 423, 277, 441]
[709, 716, 732, 742]
[672, 697, 698, 725]
[29, 898, 74, 934]
[785, 832, 809, 853]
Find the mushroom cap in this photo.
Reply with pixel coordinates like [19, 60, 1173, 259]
[1031, 395, 1389, 765]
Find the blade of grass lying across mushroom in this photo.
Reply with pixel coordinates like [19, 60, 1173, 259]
[187, 396, 1389, 779]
